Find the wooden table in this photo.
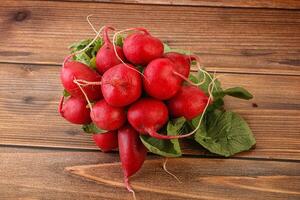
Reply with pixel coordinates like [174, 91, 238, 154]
[1, 1, 300, 199]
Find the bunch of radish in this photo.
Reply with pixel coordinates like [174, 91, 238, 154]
[59, 22, 256, 198]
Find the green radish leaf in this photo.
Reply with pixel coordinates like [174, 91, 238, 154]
[140, 117, 185, 157]
[82, 123, 107, 134]
[115, 34, 125, 47]
[69, 38, 103, 69]
[193, 110, 256, 157]
[224, 87, 253, 100]
[63, 89, 70, 97]
[163, 43, 192, 55]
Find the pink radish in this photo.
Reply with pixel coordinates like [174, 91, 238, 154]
[90, 99, 126, 130]
[101, 63, 142, 107]
[143, 58, 181, 100]
[93, 131, 118, 152]
[96, 26, 126, 74]
[61, 61, 102, 101]
[118, 125, 147, 193]
[123, 28, 163, 65]
[127, 98, 192, 139]
[167, 86, 209, 120]
[58, 96, 91, 124]
[163, 52, 196, 78]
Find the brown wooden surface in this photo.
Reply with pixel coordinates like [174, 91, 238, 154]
[47, 0, 300, 9]
[1, 147, 299, 200]
[1, 0, 300, 75]
[1, 0, 300, 199]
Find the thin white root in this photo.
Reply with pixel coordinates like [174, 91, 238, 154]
[86, 14, 98, 34]
[112, 28, 147, 79]
[73, 78, 93, 111]
[172, 71, 206, 86]
[162, 158, 181, 183]
[75, 79, 102, 87]
[125, 178, 137, 200]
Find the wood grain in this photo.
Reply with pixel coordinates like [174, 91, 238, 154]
[67, 158, 300, 200]
[1, 147, 299, 200]
[0, 0, 300, 75]
[0, 62, 299, 159]
[56, 0, 300, 10]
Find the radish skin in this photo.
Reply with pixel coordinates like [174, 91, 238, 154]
[91, 100, 126, 130]
[93, 131, 118, 152]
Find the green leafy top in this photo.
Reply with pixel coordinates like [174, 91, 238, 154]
[82, 123, 107, 134]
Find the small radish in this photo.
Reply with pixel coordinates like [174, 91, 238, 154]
[58, 96, 91, 124]
[167, 86, 209, 120]
[123, 28, 163, 65]
[90, 99, 126, 130]
[143, 58, 181, 100]
[61, 61, 102, 101]
[163, 52, 196, 78]
[127, 98, 192, 139]
[93, 131, 118, 152]
[101, 63, 142, 107]
[118, 125, 147, 193]
[96, 26, 125, 74]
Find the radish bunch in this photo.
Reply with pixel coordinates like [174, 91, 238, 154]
[59, 24, 256, 197]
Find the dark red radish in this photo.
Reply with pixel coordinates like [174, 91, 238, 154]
[58, 96, 91, 124]
[163, 52, 196, 78]
[61, 61, 102, 101]
[127, 98, 192, 139]
[118, 125, 147, 192]
[167, 86, 209, 120]
[93, 131, 118, 152]
[96, 26, 125, 74]
[123, 28, 163, 65]
[143, 58, 181, 100]
[101, 63, 142, 107]
[91, 99, 126, 130]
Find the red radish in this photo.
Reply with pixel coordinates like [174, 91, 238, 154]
[118, 125, 147, 192]
[90, 99, 126, 130]
[61, 61, 102, 101]
[127, 98, 192, 139]
[123, 28, 163, 65]
[167, 86, 209, 120]
[96, 26, 125, 74]
[143, 58, 181, 100]
[163, 52, 196, 78]
[58, 96, 91, 124]
[101, 63, 142, 107]
[93, 131, 118, 152]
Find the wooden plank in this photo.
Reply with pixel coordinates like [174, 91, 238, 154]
[54, 0, 300, 10]
[0, 0, 300, 75]
[0, 63, 299, 160]
[1, 147, 299, 200]
[67, 159, 300, 200]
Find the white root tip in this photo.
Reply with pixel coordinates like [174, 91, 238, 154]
[162, 158, 181, 183]
[125, 177, 137, 200]
[73, 78, 93, 111]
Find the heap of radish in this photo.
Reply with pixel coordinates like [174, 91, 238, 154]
[59, 22, 256, 197]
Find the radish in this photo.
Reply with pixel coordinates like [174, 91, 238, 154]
[101, 63, 142, 107]
[163, 52, 196, 78]
[96, 26, 125, 74]
[123, 28, 163, 65]
[127, 98, 193, 139]
[61, 61, 102, 101]
[93, 131, 118, 152]
[143, 58, 181, 100]
[118, 125, 147, 194]
[90, 99, 126, 130]
[58, 96, 91, 124]
[167, 86, 209, 120]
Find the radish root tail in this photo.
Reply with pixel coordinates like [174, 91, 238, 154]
[162, 158, 181, 183]
[74, 79, 102, 87]
[125, 177, 137, 200]
[58, 96, 64, 116]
